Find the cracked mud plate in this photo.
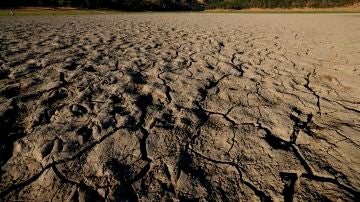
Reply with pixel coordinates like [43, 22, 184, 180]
[0, 13, 359, 201]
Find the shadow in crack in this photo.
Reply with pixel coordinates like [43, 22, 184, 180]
[106, 159, 139, 201]
[0, 85, 20, 99]
[0, 100, 25, 168]
[135, 94, 153, 126]
[264, 132, 290, 150]
[280, 172, 298, 202]
[128, 70, 147, 85]
[192, 102, 209, 124]
[177, 150, 215, 200]
[180, 117, 192, 126]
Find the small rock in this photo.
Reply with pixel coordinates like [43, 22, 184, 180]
[63, 62, 77, 70]
[71, 104, 87, 116]
[64, 58, 74, 63]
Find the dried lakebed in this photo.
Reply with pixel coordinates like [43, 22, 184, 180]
[0, 14, 359, 201]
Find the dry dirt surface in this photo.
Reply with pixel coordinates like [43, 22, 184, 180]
[0, 13, 359, 201]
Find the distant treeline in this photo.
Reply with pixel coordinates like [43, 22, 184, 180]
[0, 0, 204, 11]
[1, 0, 359, 10]
[205, 0, 360, 9]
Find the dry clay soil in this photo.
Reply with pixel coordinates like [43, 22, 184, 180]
[0, 13, 359, 201]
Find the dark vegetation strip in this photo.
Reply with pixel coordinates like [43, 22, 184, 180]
[1, 0, 359, 11]
[205, 0, 360, 9]
[0, 0, 204, 11]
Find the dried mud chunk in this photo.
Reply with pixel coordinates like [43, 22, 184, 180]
[2, 168, 72, 201]
[46, 88, 68, 104]
[294, 177, 356, 201]
[8, 63, 38, 79]
[19, 91, 41, 102]
[71, 104, 88, 116]
[33, 108, 56, 126]
[108, 61, 118, 71]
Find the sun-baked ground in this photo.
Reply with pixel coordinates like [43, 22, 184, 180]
[0, 13, 359, 201]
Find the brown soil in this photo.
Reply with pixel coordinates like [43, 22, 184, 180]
[0, 13, 359, 201]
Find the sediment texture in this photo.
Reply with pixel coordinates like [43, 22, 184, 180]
[0, 14, 359, 201]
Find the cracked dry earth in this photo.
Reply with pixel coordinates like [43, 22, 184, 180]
[0, 13, 359, 201]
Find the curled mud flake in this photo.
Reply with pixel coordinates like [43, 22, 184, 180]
[45, 88, 68, 105]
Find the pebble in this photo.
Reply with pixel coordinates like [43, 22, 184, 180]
[71, 104, 88, 116]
